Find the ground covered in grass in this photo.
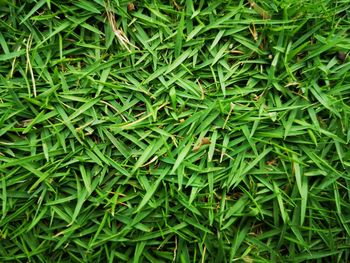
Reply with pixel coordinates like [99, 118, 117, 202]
[1, 0, 350, 262]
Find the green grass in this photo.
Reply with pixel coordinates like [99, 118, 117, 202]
[1, 0, 350, 262]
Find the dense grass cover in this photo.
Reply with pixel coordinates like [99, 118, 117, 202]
[1, 0, 350, 262]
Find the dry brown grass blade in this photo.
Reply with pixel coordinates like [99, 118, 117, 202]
[247, 0, 271, 19]
[105, 0, 138, 52]
[25, 34, 37, 97]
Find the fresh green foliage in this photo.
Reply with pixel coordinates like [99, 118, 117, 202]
[1, 0, 350, 262]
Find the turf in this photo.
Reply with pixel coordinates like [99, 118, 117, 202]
[1, 0, 350, 262]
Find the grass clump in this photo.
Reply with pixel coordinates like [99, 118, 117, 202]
[1, 0, 350, 262]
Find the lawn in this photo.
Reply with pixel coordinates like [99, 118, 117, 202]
[1, 0, 350, 262]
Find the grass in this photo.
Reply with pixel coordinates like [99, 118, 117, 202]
[0, 0, 350, 262]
